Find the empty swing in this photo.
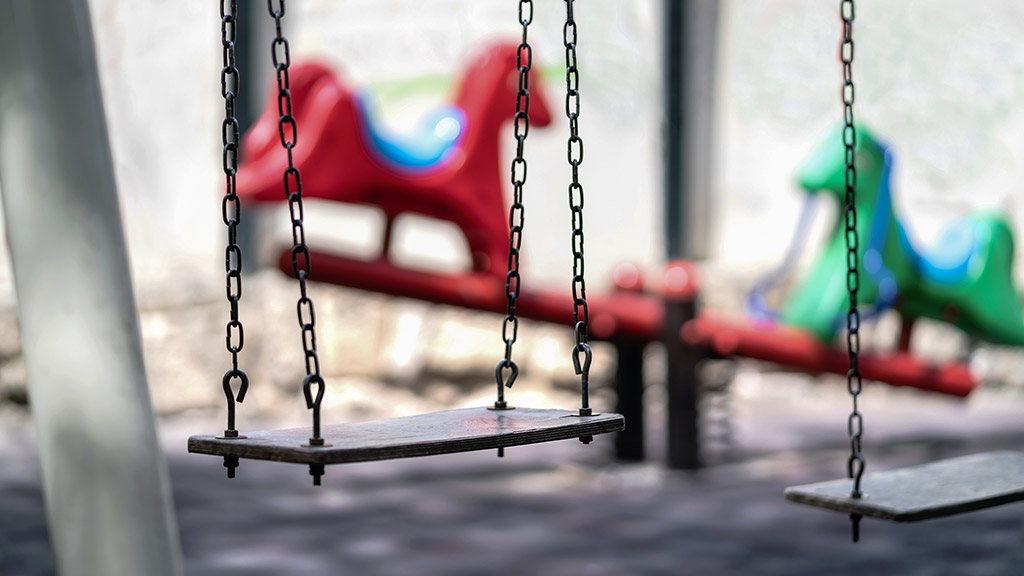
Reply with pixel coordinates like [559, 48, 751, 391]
[785, 0, 1024, 540]
[188, 0, 624, 485]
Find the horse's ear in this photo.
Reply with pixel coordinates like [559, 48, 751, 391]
[463, 42, 487, 68]
[464, 40, 512, 74]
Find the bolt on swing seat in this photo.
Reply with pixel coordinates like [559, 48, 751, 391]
[189, 407, 623, 466]
[786, 451, 1024, 522]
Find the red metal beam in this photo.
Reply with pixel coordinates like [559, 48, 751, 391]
[285, 250, 664, 341]
[682, 311, 977, 397]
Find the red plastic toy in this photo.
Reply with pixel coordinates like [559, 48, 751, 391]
[240, 42, 541, 278]
[237, 41, 661, 341]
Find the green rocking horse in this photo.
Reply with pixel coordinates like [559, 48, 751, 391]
[754, 124, 1024, 348]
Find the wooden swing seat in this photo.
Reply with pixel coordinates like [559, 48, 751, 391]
[188, 406, 624, 465]
[785, 451, 1024, 522]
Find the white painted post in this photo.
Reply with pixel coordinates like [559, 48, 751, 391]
[0, 1, 183, 575]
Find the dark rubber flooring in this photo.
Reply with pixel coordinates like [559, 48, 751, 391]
[5, 385, 1024, 575]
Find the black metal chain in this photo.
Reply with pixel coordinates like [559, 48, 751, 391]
[564, 0, 592, 419]
[493, 0, 533, 413]
[219, 0, 248, 479]
[266, 0, 329, 485]
[840, 0, 865, 542]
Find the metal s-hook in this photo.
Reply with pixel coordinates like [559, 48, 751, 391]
[302, 373, 325, 410]
[495, 358, 519, 389]
[220, 369, 249, 436]
[572, 323, 592, 377]
[492, 358, 517, 458]
[302, 373, 330, 450]
[572, 342, 591, 377]
[219, 368, 248, 478]
[301, 373, 330, 485]
[492, 358, 519, 412]
[572, 322, 593, 418]
[223, 368, 248, 404]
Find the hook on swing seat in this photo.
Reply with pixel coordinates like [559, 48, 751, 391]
[188, 406, 623, 466]
[785, 451, 1024, 522]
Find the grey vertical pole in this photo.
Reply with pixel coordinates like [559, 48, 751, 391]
[664, 282, 701, 470]
[664, 0, 719, 260]
[235, 5, 269, 274]
[663, 0, 720, 470]
[664, 0, 687, 260]
[0, 2, 183, 575]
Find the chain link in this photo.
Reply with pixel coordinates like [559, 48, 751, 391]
[840, 0, 864, 542]
[266, 1, 328, 459]
[220, 0, 248, 446]
[564, 0, 592, 416]
[493, 0, 534, 410]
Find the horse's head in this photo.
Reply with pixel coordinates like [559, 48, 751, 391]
[796, 122, 887, 201]
[454, 40, 553, 131]
[241, 61, 344, 166]
[238, 61, 357, 202]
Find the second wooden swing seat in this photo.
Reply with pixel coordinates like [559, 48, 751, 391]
[787, 451, 1024, 522]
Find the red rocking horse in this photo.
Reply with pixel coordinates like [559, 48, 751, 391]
[237, 40, 662, 341]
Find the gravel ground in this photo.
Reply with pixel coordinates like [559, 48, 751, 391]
[5, 375, 1024, 576]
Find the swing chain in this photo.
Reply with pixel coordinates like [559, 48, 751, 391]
[840, 0, 865, 542]
[564, 0, 592, 418]
[219, 0, 248, 453]
[266, 0, 329, 467]
[493, 0, 534, 410]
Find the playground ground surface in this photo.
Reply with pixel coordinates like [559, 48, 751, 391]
[5, 366, 1024, 576]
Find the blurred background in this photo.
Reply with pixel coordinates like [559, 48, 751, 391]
[46, 0, 1024, 297]
[6, 0, 1024, 574]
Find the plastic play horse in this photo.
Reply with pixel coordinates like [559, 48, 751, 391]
[762, 124, 1024, 347]
[237, 40, 553, 279]
[234, 41, 662, 342]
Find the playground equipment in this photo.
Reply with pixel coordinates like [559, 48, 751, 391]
[751, 124, 1024, 348]
[236, 41, 549, 281]
[784, 0, 1024, 542]
[682, 126, 1022, 398]
[222, 6, 1004, 469]
[196, 0, 1016, 481]
[189, 0, 624, 484]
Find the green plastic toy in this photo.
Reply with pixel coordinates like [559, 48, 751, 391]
[778, 124, 1024, 347]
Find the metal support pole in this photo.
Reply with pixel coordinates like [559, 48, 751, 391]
[665, 293, 701, 469]
[664, 0, 687, 260]
[662, 0, 719, 471]
[0, 2, 183, 575]
[663, 0, 720, 261]
[613, 338, 646, 461]
[235, 4, 269, 274]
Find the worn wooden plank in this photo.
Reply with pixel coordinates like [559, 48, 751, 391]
[785, 451, 1024, 522]
[188, 407, 624, 465]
